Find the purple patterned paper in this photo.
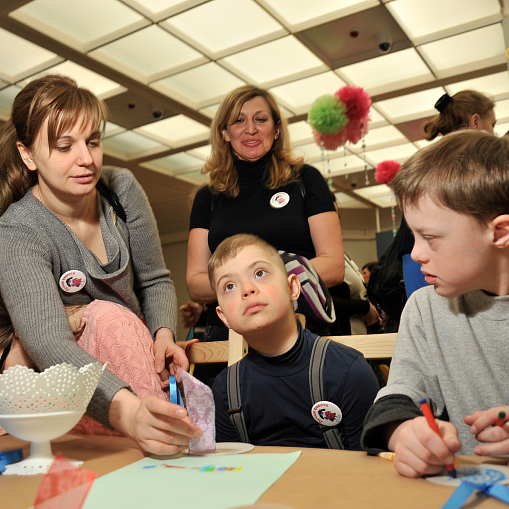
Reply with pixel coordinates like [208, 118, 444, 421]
[180, 368, 216, 453]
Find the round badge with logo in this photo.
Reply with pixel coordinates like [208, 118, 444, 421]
[311, 401, 342, 427]
[269, 192, 290, 209]
[59, 270, 87, 293]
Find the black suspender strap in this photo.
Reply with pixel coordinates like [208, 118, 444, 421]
[226, 335, 347, 449]
[96, 178, 127, 223]
[226, 361, 250, 443]
[309, 336, 347, 450]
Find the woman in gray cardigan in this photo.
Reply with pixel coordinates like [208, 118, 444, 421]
[0, 75, 201, 454]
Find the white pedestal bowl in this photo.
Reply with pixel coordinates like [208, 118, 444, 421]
[0, 362, 105, 475]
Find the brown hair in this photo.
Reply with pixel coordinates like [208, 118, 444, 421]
[392, 130, 509, 224]
[208, 233, 287, 289]
[421, 90, 494, 141]
[0, 74, 109, 216]
[203, 85, 303, 197]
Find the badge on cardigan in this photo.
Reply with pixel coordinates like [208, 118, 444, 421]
[311, 401, 342, 427]
[59, 270, 87, 293]
[270, 192, 290, 209]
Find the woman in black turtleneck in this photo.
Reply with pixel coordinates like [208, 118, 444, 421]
[185, 85, 344, 360]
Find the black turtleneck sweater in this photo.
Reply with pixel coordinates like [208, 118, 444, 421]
[212, 324, 379, 449]
[190, 155, 335, 326]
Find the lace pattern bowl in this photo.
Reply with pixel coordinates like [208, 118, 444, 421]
[0, 362, 105, 475]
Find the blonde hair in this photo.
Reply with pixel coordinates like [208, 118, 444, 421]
[208, 233, 286, 289]
[203, 85, 303, 197]
[0, 74, 109, 216]
[392, 130, 509, 224]
[421, 90, 494, 141]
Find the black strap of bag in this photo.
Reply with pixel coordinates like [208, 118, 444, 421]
[226, 335, 346, 449]
[96, 178, 127, 223]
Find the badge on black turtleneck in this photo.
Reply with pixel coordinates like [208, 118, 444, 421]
[270, 192, 290, 208]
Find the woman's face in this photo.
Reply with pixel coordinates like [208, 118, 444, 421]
[17, 115, 103, 199]
[222, 96, 279, 162]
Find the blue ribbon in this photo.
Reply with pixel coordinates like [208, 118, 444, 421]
[168, 375, 183, 407]
[441, 480, 509, 509]
[0, 448, 23, 474]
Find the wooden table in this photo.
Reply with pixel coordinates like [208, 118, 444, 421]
[1, 434, 508, 509]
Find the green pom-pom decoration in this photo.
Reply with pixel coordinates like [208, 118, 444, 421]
[308, 95, 348, 135]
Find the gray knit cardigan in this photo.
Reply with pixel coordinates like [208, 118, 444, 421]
[0, 166, 177, 427]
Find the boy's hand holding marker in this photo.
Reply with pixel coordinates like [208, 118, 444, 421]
[464, 407, 509, 457]
[387, 410, 461, 478]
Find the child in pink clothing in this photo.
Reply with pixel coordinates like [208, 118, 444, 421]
[0, 298, 169, 436]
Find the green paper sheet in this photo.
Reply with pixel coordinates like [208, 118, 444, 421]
[83, 451, 301, 509]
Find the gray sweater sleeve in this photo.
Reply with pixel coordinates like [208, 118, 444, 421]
[106, 168, 177, 337]
[360, 290, 445, 450]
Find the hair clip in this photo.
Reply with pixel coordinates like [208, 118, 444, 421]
[435, 93, 452, 113]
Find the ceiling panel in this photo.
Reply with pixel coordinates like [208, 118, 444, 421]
[150, 62, 245, 109]
[89, 25, 208, 84]
[0, 27, 62, 83]
[387, 0, 501, 45]
[258, 0, 379, 32]
[10, 0, 149, 52]
[219, 35, 328, 89]
[161, 0, 287, 59]
[374, 87, 446, 123]
[418, 24, 506, 78]
[269, 71, 347, 116]
[337, 48, 433, 96]
[18, 61, 126, 99]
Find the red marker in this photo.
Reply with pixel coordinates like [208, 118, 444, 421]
[419, 398, 457, 478]
[496, 411, 506, 427]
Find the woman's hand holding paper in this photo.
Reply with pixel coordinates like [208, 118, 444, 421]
[109, 390, 202, 455]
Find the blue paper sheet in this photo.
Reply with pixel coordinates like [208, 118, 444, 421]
[83, 451, 301, 509]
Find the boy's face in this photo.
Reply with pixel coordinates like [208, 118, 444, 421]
[213, 245, 299, 336]
[405, 196, 497, 297]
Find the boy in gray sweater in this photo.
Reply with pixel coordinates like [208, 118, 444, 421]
[361, 130, 509, 477]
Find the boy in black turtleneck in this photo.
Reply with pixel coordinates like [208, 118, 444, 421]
[209, 233, 378, 449]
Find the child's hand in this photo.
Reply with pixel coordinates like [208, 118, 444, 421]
[389, 417, 461, 478]
[465, 407, 509, 456]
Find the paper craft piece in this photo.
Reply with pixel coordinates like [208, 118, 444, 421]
[34, 452, 96, 509]
[180, 368, 215, 453]
[427, 464, 509, 487]
[82, 452, 301, 509]
[186, 442, 255, 456]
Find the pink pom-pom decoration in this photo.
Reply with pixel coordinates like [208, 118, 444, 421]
[343, 117, 370, 145]
[313, 130, 347, 151]
[335, 86, 371, 122]
[375, 160, 401, 186]
[310, 85, 372, 150]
